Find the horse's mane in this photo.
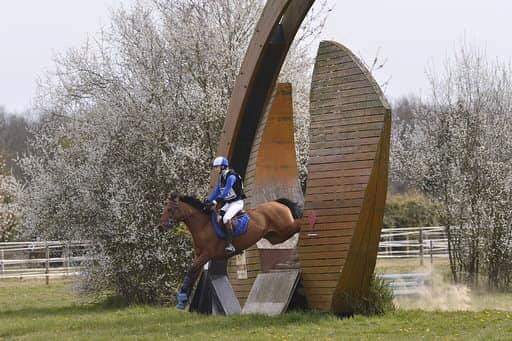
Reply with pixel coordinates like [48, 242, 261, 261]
[179, 195, 209, 214]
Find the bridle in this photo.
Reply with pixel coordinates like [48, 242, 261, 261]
[163, 197, 200, 229]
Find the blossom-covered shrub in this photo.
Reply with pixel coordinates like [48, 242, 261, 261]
[0, 158, 21, 242]
[392, 43, 512, 290]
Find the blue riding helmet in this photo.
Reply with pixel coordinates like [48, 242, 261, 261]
[212, 156, 229, 168]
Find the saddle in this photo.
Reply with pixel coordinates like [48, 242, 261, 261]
[210, 211, 250, 241]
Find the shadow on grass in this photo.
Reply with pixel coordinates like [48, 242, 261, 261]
[1, 299, 336, 339]
[0, 294, 130, 319]
[159, 310, 336, 338]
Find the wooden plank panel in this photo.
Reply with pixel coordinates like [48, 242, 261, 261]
[298, 41, 390, 314]
[311, 86, 377, 100]
[302, 216, 357, 227]
[302, 269, 341, 281]
[306, 176, 371, 188]
[302, 280, 339, 288]
[228, 82, 301, 303]
[306, 184, 367, 195]
[312, 67, 363, 82]
[311, 79, 374, 93]
[299, 233, 353, 242]
[307, 168, 372, 180]
[309, 150, 378, 165]
[318, 121, 385, 136]
[310, 138, 382, 151]
[299, 243, 350, 253]
[306, 192, 366, 202]
[299, 258, 344, 267]
[310, 105, 386, 120]
[304, 198, 364, 209]
[298, 250, 348, 260]
[308, 160, 374, 172]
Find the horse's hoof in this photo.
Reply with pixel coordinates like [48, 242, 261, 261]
[176, 292, 188, 310]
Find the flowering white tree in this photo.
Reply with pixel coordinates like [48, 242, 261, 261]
[392, 43, 512, 289]
[0, 156, 21, 242]
[20, 0, 329, 303]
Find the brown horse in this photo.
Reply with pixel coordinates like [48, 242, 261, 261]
[158, 193, 301, 309]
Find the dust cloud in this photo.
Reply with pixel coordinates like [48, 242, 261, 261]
[394, 266, 472, 311]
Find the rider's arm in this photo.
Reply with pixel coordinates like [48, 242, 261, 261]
[219, 175, 236, 200]
[207, 184, 221, 202]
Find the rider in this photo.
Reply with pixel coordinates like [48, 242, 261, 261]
[205, 156, 246, 255]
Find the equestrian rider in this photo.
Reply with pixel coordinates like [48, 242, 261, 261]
[205, 156, 246, 255]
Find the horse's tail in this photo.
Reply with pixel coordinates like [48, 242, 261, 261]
[275, 198, 303, 219]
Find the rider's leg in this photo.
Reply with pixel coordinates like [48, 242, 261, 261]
[218, 209, 226, 223]
[222, 200, 244, 255]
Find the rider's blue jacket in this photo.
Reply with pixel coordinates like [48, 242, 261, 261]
[207, 174, 237, 203]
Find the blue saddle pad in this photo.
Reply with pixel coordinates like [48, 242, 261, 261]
[211, 212, 250, 240]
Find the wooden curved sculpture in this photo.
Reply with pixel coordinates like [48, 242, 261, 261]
[298, 41, 391, 314]
[213, 0, 314, 308]
[214, 0, 315, 176]
[227, 83, 301, 306]
[212, 0, 390, 315]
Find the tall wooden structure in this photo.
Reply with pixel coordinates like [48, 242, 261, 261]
[211, 0, 391, 315]
[227, 83, 300, 306]
[213, 0, 315, 177]
[298, 41, 391, 313]
[212, 0, 313, 308]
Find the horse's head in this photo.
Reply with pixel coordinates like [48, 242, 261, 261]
[159, 193, 185, 231]
[158, 193, 210, 232]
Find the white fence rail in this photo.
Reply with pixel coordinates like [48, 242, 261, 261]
[0, 241, 89, 282]
[0, 227, 448, 281]
[378, 272, 431, 296]
[378, 226, 448, 262]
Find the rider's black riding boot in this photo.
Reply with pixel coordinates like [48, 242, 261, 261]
[224, 220, 236, 255]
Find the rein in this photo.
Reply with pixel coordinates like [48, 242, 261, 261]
[169, 200, 207, 226]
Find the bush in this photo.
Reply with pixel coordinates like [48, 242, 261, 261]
[391, 44, 512, 289]
[384, 192, 440, 228]
[0, 157, 21, 242]
[341, 275, 396, 316]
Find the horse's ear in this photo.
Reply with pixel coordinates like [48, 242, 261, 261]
[169, 192, 179, 202]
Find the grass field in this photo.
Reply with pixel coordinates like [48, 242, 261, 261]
[1, 280, 511, 340]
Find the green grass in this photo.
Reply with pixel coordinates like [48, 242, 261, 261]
[0, 280, 511, 340]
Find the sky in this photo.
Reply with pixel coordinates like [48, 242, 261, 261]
[1, 0, 512, 114]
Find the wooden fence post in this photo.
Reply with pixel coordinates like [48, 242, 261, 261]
[387, 234, 391, 255]
[1, 249, 4, 277]
[65, 242, 70, 277]
[45, 241, 50, 285]
[430, 239, 434, 267]
[419, 228, 424, 266]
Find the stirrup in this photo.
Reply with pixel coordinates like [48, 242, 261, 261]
[225, 243, 236, 255]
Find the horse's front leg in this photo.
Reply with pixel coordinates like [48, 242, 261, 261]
[176, 254, 209, 310]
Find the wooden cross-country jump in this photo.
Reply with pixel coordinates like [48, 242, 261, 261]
[210, 0, 390, 315]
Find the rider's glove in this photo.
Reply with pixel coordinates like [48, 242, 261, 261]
[203, 199, 216, 207]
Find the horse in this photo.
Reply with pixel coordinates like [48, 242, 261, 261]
[158, 193, 302, 309]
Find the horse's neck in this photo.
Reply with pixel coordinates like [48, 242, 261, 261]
[182, 204, 209, 235]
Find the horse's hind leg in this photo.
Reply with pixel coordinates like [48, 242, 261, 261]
[264, 221, 301, 245]
[263, 231, 284, 245]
